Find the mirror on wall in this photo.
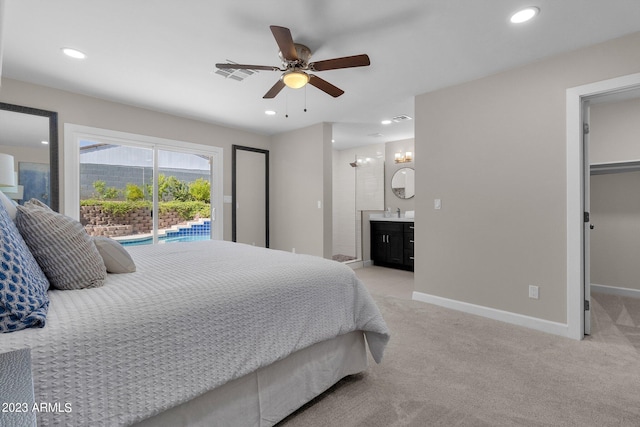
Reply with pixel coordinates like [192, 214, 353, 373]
[391, 167, 415, 199]
[0, 103, 59, 211]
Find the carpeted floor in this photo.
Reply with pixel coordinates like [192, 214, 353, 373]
[278, 267, 640, 426]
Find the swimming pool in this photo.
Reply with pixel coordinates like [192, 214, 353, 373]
[120, 234, 210, 246]
[119, 220, 211, 246]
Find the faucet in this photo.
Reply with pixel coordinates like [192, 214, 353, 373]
[397, 208, 401, 218]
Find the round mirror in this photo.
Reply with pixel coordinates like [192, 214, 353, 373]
[391, 167, 415, 199]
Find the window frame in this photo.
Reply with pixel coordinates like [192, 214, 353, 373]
[63, 123, 224, 241]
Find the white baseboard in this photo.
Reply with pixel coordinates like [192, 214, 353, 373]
[591, 283, 640, 299]
[411, 291, 569, 338]
[363, 260, 374, 267]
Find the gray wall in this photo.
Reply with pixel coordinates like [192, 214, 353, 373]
[591, 97, 640, 164]
[1, 79, 334, 256]
[590, 97, 640, 292]
[0, 78, 271, 241]
[271, 123, 332, 258]
[590, 171, 640, 292]
[415, 31, 640, 324]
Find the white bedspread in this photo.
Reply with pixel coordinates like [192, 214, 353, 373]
[0, 240, 389, 426]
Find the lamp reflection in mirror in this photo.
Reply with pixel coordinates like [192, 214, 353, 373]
[0, 154, 25, 201]
[0, 153, 16, 186]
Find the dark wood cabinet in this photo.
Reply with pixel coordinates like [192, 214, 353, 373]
[370, 221, 414, 271]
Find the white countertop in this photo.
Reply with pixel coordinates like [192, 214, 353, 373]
[369, 214, 414, 222]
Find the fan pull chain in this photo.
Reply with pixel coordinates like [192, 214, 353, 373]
[304, 86, 307, 112]
[285, 91, 289, 118]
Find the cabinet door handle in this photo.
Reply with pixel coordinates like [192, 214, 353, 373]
[385, 235, 389, 243]
[409, 226, 414, 229]
[409, 240, 414, 243]
[409, 257, 415, 260]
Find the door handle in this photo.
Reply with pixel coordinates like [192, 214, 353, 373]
[590, 224, 594, 230]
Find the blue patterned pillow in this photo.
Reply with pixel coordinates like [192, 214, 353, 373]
[0, 201, 50, 333]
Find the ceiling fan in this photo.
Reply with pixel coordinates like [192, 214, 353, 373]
[216, 25, 370, 99]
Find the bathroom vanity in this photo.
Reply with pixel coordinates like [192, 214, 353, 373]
[370, 216, 414, 271]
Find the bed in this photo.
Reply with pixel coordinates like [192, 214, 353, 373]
[0, 238, 390, 426]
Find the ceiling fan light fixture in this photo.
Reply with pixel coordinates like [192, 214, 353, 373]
[282, 70, 309, 89]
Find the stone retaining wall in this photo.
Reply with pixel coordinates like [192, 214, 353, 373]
[81, 206, 186, 237]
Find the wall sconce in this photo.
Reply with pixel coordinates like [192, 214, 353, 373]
[394, 151, 413, 163]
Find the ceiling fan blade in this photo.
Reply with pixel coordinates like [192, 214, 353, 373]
[263, 80, 286, 99]
[216, 63, 280, 71]
[309, 54, 370, 72]
[270, 25, 298, 61]
[308, 75, 344, 98]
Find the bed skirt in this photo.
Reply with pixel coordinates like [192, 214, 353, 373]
[133, 331, 368, 427]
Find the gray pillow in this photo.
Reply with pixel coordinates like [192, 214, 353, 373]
[15, 200, 107, 290]
[93, 236, 136, 274]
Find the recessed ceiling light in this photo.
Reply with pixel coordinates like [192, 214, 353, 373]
[41, 141, 49, 145]
[510, 7, 539, 24]
[381, 120, 392, 125]
[265, 110, 276, 116]
[61, 47, 87, 59]
[331, 139, 335, 143]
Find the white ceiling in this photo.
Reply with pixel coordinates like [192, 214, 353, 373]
[2, 1, 640, 150]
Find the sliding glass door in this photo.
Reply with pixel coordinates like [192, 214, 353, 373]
[66, 124, 223, 245]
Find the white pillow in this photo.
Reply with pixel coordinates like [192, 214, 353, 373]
[93, 237, 136, 274]
[0, 190, 17, 221]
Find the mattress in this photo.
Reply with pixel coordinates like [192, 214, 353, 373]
[0, 240, 389, 426]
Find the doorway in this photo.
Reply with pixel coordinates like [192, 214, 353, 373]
[566, 72, 640, 339]
[587, 91, 640, 343]
[332, 146, 385, 265]
[232, 145, 269, 247]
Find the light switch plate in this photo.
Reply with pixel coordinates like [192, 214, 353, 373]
[434, 199, 441, 210]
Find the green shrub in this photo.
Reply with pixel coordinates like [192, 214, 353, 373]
[125, 183, 145, 201]
[157, 174, 189, 202]
[189, 178, 210, 203]
[92, 180, 120, 200]
[81, 199, 150, 216]
[160, 200, 210, 220]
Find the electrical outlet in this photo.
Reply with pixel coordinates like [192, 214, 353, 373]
[528, 285, 539, 299]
